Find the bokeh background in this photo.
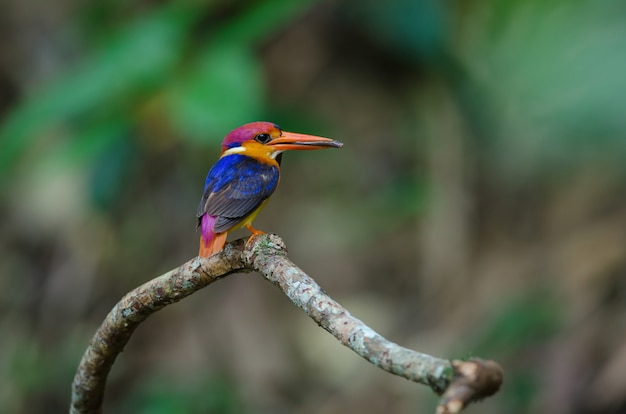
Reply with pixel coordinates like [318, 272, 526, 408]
[2, 1, 626, 413]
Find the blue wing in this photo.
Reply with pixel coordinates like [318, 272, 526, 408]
[197, 154, 280, 233]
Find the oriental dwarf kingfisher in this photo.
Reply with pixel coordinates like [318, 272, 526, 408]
[197, 121, 343, 257]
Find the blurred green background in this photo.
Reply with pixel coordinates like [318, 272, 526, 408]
[2, 0, 626, 413]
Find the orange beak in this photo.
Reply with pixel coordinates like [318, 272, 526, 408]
[268, 131, 343, 151]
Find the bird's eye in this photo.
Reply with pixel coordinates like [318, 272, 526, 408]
[255, 133, 272, 144]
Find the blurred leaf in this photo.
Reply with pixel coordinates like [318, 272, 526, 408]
[463, 0, 626, 173]
[0, 4, 194, 180]
[9, 341, 46, 392]
[166, 0, 319, 142]
[365, 175, 426, 230]
[212, 0, 318, 47]
[89, 135, 137, 209]
[338, 172, 426, 246]
[468, 288, 562, 355]
[8, 336, 82, 396]
[166, 44, 263, 141]
[344, 0, 447, 62]
[119, 374, 245, 414]
[505, 371, 539, 413]
[47, 118, 128, 166]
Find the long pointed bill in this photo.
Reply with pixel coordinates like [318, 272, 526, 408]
[268, 131, 344, 151]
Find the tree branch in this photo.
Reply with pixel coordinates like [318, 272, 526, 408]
[70, 234, 503, 414]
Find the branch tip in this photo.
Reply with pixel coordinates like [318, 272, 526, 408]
[437, 358, 504, 414]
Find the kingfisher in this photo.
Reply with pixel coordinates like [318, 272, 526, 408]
[197, 121, 343, 257]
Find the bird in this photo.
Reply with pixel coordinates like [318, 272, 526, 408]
[197, 121, 343, 257]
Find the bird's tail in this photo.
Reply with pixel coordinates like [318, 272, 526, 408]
[199, 214, 228, 257]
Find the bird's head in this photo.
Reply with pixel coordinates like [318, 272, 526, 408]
[220, 121, 343, 161]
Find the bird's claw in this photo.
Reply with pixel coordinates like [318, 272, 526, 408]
[245, 224, 265, 245]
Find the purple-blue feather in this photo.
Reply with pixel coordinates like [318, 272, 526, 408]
[197, 154, 280, 233]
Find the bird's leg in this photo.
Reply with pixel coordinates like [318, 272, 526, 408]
[246, 224, 265, 244]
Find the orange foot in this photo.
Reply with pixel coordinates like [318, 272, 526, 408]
[246, 224, 265, 244]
